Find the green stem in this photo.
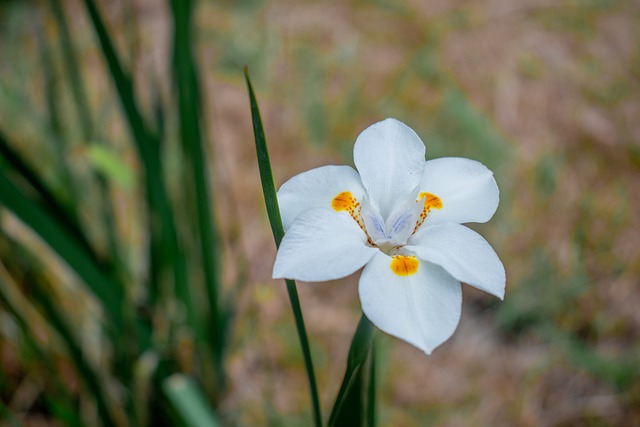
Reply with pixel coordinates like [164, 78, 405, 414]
[244, 67, 322, 427]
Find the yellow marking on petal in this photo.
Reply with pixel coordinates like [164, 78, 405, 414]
[390, 255, 419, 276]
[331, 191, 374, 246]
[413, 192, 443, 233]
[332, 191, 357, 212]
[418, 192, 443, 211]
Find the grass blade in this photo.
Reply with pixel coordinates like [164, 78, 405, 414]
[0, 132, 97, 265]
[163, 374, 221, 427]
[244, 67, 322, 427]
[0, 246, 85, 427]
[329, 314, 374, 427]
[80, 0, 197, 336]
[169, 0, 223, 383]
[0, 168, 123, 326]
[36, 18, 78, 210]
[49, 0, 93, 140]
[0, 253, 117, 427]
[49, 0, 122, 280]
[243, 69, 285, 245]
[30, 280, 118, 427]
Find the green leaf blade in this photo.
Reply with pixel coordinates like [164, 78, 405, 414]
[244, 67, 322, 427]
[329, 314, 375, 427]
[0, 169, 123, 326]
[163, 374, 221, 427]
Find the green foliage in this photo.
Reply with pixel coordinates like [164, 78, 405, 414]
[0, 0, 229, 425]
[163, 375, 221, 427]
[86, 144, 135, 189]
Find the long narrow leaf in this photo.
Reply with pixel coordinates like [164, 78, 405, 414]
[244, 67, 322, 427]
[0, 169, 122, 325]
[243, 69, 286, 245]
[367, 338, 377, 427]
[80, 0, 196, 336]
[49, 0, 122, 280]
[329, 314, 374, 427]
[30, 280, 118, 427]
[0, 247, 84, 427]
[169, 0, 223, 383]
[0, 256, 116, 427]
[49, 0, 93, 140]
[36, 18, 78, 211]
[163, 374, 221, 427]
[0, 132, 99, 264]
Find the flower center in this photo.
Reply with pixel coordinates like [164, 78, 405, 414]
[330, 190, 442, 253]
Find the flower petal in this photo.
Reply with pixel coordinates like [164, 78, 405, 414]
[419, 157, 499, 225]
[358, 252, 462, 354]
[277, 165, 365, 230]
[353, 118, 426, 218]
[273, 208, 378, 282]
[406, 223, 505, 299]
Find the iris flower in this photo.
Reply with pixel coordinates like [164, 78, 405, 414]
[273, 118, 505, 354]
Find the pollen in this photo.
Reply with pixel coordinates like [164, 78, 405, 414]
[390, 255, 419, 276]
[413, 192, 443, 233]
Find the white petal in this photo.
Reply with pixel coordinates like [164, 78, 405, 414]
[277, 165, 365, 230]
[407, 223, 505, 299]
[419, 157, 499, 225]
[353, 118, 426, 219]
[358, 252, 462, 354]
[273, 208, 378, 282]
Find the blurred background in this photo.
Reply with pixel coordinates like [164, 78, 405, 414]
[1, 0, 639, 426]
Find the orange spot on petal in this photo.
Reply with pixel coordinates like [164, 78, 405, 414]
[413, 192, 443, 233]
[332, 191, 356, 212]
[390, 255, 419, 276]
[418, 192, 443, 211]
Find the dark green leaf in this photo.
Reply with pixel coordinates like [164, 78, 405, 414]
[0, 132, 96, 264]
[80, 0, 197, 340]
[0, 252, 117, 427]
[245, 67, 322, 427]
[0, 169, 123, 325]
[169, 0, 224, 385]
[329, 314, 374, 427]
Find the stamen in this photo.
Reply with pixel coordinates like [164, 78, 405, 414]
[390, 255, 419, 276]
[413, 192, 443, 233]
[332, 191, 374, 246]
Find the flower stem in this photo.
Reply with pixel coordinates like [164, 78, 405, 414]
[244, 67, 323, 427]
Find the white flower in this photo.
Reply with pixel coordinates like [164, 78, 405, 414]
[272, 118, 505, 354]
